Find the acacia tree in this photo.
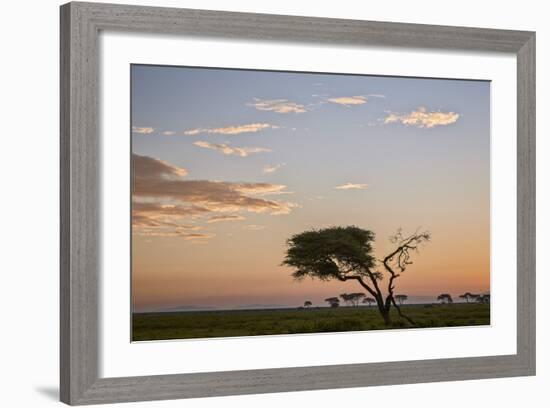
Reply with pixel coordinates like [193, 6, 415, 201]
[351, 292, 366, 306]
[362, 297, 376, 307]
[459, 292, 478, 303]
[395, 294, 408, 305]
[437, 293, 453, 304]
[283, 226, 430, 326]
[339, 293, 352, 306]
[304, 300, 312, 308]
[340, 292, 365, 307]
[325, 297, 340, 308]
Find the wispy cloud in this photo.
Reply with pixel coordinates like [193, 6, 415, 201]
[133, 209, 211, 239]
[327, 96, 367, 106]
[193, 141, 271, 157]
[132, 154, 297, 238]
[134, 229, 214, 240]
[134, 220, 212, 240]
[335, 182, 368, 190]
[234, 183, 290, 196]
[207, 214, 246, 223]
[383, 107, 460, 128]
[262, 163, 285, 174]
[243, 224, 266, 231]
[248, 98, 307, 114]
[133, 153, 188, 178]
[367, 94, 386, 98]
[134, 178, 295, 217]
[162, 130, 176, 136]
[184, 123, 277, 135]
[132, 126, 155, 134]
[183, 233, 215, 240]
[133, 202, 211, 223]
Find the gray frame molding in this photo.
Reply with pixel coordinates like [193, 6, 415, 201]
[60, 2, 536, 405]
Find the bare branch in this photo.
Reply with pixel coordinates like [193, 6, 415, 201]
[383, 229, 431, 273]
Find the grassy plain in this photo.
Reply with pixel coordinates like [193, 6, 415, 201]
[132, 303, 490, 341]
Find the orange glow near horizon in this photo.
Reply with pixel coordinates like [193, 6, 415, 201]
[131, 204, 490, 311]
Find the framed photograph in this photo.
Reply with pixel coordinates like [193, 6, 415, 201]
[60, 2, 535, 405]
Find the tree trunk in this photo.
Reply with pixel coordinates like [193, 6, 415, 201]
[375, 297, 392, 325]
[381, 308, 391, 325]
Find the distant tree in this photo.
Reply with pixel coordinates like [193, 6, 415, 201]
[437, 293, 453, 304]
[325, 297, 340, 308]
[340, 292, 365, 307]
[304, 300, 312, 308]
[476, 294, 490, 304]
[351, 292, 366, 306]
[362, 297, 376, 307]
[283, 226, 431, 326]
[339, 293, 353, 307]
[458, 292, 477, 303]
[395, 294, 408, 305]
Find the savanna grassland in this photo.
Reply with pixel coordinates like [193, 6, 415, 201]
[132, 303, 490, 341]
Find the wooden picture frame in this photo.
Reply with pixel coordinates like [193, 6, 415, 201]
[60, 2, 535, 405]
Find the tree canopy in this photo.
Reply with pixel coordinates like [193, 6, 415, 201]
[283, 226, 377, 282]
[324, 297, 340, 308]
[437, 293, 453, 304]
[362, 297, 376, 306]
[395, 294, 408, 305]
[459, 292, 476, 303]
[340, 292, 366, 307]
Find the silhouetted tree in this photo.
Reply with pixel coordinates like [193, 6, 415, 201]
[339, 293, 353, 306]
[325, 297, 340, 308]
[304, 300, 312, 308]
[340, 292, 365, 307]
[459, 292, 477, 303]
[395, 294, 408, 305]
[283, 226, 431, 326]
[476, 294, 490, 304]
[362, 297, 376, 307]
[437, 293, 453, 304]
[350, 292, 366, 306]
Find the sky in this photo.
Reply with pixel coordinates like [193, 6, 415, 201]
[131, 64, 490, 312]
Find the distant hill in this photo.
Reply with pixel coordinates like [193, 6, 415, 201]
[151, 303, 292, 313]
[155, 305, 215, 312]
[233, 303, 291, 310]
